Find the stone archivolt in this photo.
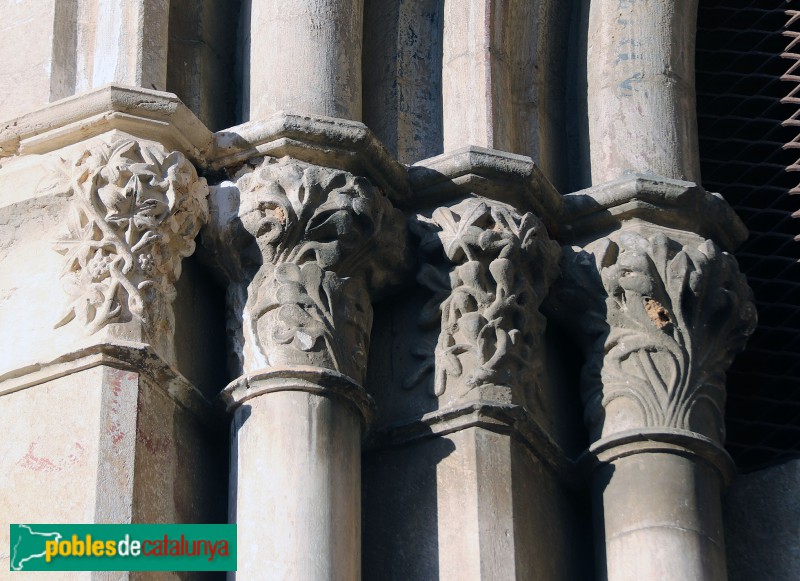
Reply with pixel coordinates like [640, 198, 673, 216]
[40, 138, 208, 359]
[408, 197, 559, 406]
[226, 157, 407, 385]
[559, 227, 757, 444]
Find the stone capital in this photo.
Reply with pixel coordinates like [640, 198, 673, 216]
[35, 136, 208, 368]
[408, 197, 559, 407]
[548, 176, 756, 472]
[205, 154, 409, 417]
[396, 148, 562, 454]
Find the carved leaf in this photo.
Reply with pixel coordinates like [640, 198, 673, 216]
[409, 197, 559, 401]
[49, 138, 208, 359]
[235, 158, 406, 382]
[556, 229, 756, 442]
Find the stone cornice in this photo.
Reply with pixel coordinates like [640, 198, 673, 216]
[0, 341, 221, 428]
[559, 174, 748, 252]
[367, 401, 579, 489]
[409, 146, 562, 225]
[0, 85, 213, 164]
[210, 113, 412, 207]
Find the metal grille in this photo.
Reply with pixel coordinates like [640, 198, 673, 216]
[696, 1, 800, 470]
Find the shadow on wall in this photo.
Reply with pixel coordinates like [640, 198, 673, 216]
[362, 434, 456, 581]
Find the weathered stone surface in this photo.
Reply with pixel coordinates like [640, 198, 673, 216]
[441, 0, 537, 156]
[587, 0, 701, 183]
[231, 390, 361, 581]
[210, 112, 412, 206]
[39, 137, 208, 366]
[550, 176, 756, 446]
[74, 0, 170, 93]
[0, 3, 775, 580]
[725, 460, 800, 581]
[166, 0, 241, 131]
[594, 452, 727, 581]
[363, 427, 589, 581]
[0, 0, 171, 122]
[559, 174, 747, 253]
[408, 197, 559, 407]
[203, 151, 409, 579]
[207, 156, 407, 383]
[0, 0, 74, 120]
[246, 0, 363, 121]
[0, 85, 213, 164]
[363, 0, 444, 164]
[0, 365, 224, 577]
[556, 227, 755, 444]
[0, 369, 105, 575]
[548, 173, 755, 581]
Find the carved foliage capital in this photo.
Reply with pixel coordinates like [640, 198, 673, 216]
[556, 228, 757, 443]
[407, 198, 560, 405]
[231, 158, 408, 382]
[41, 138, 208, 360]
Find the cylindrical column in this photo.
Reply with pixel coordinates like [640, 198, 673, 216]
[231, 388, 361, 580]
[592, 448, 727, 581]
[587, 0, 701, 183]
[248, 0, 363, 121]
[552, 214, 756, 581]
[207, 157, 408, 579]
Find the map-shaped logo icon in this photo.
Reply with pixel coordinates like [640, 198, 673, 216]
[10, 525, 62, 571]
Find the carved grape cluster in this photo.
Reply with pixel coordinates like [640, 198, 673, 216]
[43, 138, 208, 358]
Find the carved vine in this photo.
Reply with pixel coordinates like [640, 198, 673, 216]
[40, 139, 208, 353]
[407, 199, 559, 402]
[233, 158, 406, 381]
[559, 229, 756, 442]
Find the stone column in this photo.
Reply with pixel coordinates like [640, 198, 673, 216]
[441, 0, 534, 154]
[247, 0, 363, 121]
[75, 0, 171, 92]
[409, 193, 562, 580]
[207, 156, 407, 579]
[587, 0, 701, 183]
[550, 177, 757, 581]
[579, 4, 746, 575]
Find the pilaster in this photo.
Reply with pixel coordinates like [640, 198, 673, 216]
[363, 147, 585, 580]
[0, 87, 222, 577]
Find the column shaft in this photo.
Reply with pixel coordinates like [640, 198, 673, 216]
[75, 0, 170, 91]
[248, 0, 363, 120]
[232, 390, 361, 580]
[587, 0, 701, 183]
[442, 0, 526, 152]
[207, 155, 408, 578]
[593, 453, 726, 581]
[552, 183, 756, 581]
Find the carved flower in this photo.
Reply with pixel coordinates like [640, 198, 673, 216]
[138, 253, 155, 274]
[95, 143, 174, 248]
[86, 250, 114, 282]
